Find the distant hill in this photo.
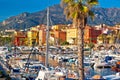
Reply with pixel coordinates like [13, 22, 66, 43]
[0, 4, 120, 30]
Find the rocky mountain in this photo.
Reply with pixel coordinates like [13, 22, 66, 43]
[0, 4, 120, 30]
[88, 8, 120, 26]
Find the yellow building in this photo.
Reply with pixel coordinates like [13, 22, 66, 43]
[27, 31, 32, 46]
[66, 28, 77, 44]
[27, 30, 38, 46]
[3, 30, 17, 46]
[4, 29, 17, 37]
[52, 24, 68, 31]
[97, 34, 104, 44]
[30, 27, 38, 31]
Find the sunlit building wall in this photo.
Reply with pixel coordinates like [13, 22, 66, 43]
[66, 28, 77, 44]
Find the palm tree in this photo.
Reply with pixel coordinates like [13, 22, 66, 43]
[61, 0, 98, 80]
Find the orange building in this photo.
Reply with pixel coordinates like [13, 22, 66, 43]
[84, 26, 102, 44]
[39, 28, 46, 45]
[53, 30, 66, 45]
[14, 31, 27, 46]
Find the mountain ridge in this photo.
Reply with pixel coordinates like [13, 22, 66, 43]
[0, 4, 120, 30]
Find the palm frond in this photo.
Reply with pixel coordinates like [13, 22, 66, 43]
[61, 0, 98, 23]
[71, 11, 78, 19]
[87, 0, 98, 5]
[88, 11, 95, 20]
[82, 6, 89, 13]
[62, 0, 74, 4]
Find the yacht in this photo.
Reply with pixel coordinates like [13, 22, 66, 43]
[103, 72, 120, 80]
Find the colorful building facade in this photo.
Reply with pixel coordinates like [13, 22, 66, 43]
[39, 29, 46, 45]
[14, 31, 27, 46]
[66, 28, 77, 44]
[84, 26, 102, 44]
[53, 30, 66, 45]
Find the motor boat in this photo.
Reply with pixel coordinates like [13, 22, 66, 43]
[103, 72, 120, 80]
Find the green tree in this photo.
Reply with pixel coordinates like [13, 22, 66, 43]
[88, 42, 94, 49]
[61, 0, 98, 80]
[61, 41, 69, 45]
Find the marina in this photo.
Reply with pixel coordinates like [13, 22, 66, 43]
[0, 0, 120, 80]
[0, 45, 120, 80]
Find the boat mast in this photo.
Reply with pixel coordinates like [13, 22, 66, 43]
[45, 4, 49, 68]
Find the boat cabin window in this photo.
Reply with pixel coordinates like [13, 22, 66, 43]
[42, 67, 46, 70]
[3, 48, 7, 50]
[95, 56, 98, 58]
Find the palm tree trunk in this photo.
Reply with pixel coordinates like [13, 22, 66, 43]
[77, 22, 85, 80]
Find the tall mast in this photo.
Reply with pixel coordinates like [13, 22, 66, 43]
[45, 4, 49, 67]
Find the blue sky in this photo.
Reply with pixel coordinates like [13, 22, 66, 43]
[0, 0, 120, 21]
